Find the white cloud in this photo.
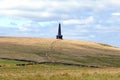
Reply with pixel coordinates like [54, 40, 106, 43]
[107, 0, 120, 6]
[89, 35, 95, 38]
[17, 21, 42, 32]
[95, 24, 120, 32]
[112, 12, 120, 16]
[18, 24, 31, 32]
[63, 16, 94, 25]
[0, 0, 119, 22]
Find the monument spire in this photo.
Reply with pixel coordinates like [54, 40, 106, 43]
[56, 23, 63, 39]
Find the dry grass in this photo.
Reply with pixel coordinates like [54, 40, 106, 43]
[0, 61, 120, 80]
[0, 37, 120, 67]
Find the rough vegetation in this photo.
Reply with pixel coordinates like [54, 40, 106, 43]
[0, 60, 120, 80]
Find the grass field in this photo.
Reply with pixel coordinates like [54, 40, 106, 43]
[0, 60, 120, 80]
[0, 37, 120, 67]
[0, 37, 120, 80]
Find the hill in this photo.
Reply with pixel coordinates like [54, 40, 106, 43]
[0, 37, 120, 67]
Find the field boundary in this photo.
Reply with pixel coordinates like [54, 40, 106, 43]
[0, 58, 100, 68]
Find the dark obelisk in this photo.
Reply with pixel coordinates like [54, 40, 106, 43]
[56, 23, 63, 39]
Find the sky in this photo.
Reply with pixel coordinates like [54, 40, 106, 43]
[0, 0, 120, 47]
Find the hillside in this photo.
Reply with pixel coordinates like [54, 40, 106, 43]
[0, 37, 120, 67]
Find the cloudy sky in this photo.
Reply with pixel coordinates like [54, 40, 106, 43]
[0, 0, 120, 47]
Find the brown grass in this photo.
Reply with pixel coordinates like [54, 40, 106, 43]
[0, 37, 120, 67]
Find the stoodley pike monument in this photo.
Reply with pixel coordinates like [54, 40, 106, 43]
[56, 23, 63, 39]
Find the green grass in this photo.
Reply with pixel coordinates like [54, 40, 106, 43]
[52, 54, 120, 67]
[0, 59, 27, 66]
[80, 55, 120, 67]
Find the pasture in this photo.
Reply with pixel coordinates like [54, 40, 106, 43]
[0, 60, 120, 80]
[0, 37, 120, 80]
[0, 37, 120, 67]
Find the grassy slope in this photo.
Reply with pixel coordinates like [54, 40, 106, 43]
[0, 37, 120, 67]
